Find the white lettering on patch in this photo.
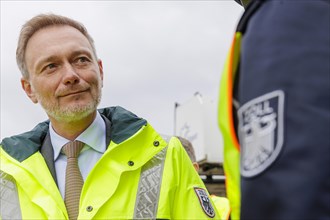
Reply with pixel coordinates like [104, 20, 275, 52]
[238, 90, 285, 177]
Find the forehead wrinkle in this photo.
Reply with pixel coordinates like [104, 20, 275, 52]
[26, 25, 95, 70]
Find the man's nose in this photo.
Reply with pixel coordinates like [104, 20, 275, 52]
[62, 63, 80, 85]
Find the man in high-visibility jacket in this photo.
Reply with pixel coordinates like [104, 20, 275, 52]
[218, 0, 330, 220]
[0, 14, 220, 219]
[177, 136, 231, 220]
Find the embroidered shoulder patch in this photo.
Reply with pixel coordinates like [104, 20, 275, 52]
[194, 187, 215, 218]
[238, 90, 285, 177]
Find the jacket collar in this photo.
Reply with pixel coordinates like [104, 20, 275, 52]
[1, 106, 147, 162]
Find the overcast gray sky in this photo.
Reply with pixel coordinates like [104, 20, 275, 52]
[0, 1, 243, 139]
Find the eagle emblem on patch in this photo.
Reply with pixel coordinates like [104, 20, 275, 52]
[238, 90, 285, 177]
[194, 187, 215, 218]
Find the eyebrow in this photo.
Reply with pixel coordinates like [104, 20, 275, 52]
[34, 49, 94, 72]
[70, 49, 93, 59]
[34, 55, 60, 72]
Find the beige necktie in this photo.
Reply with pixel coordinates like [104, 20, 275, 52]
[62, 141, 84, 220]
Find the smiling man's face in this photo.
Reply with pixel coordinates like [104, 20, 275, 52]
[21, 25, 103, 122]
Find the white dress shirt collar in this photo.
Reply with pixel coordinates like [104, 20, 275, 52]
[50, 112, 106, 160]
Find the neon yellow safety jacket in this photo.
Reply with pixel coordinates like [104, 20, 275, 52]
[210, 195, 230, 220]
[218, 32, 242, 220]
[217, 2, 266, 219]
[0, 106, 220, 219]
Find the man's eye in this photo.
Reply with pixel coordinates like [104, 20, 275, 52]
[41, 63, 57, 73]
[47, 63, 56, 69]
[77, 57, 89, 63]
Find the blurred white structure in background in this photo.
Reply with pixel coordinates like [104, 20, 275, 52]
[174, 92, 224, 164]
[174, 92, 226, 195]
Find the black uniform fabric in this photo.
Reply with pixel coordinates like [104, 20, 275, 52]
[236, 0, 330, 219]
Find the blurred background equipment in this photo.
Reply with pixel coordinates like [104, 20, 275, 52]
[174, 92, 225, 196]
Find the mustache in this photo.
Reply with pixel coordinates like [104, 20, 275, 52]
[57, 84, 90, 97]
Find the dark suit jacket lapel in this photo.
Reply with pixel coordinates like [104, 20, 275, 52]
[101, 114, 112, 149]
[40, 132, 58, 185]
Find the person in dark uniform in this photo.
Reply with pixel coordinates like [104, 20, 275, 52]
[218, 0, 330, 219]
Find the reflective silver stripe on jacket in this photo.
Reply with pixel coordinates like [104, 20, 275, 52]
[133, 145, 168, 219]
[0, 171, 22, 220]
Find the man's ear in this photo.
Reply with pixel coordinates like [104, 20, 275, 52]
[193, 162, 200, 172]
[21, 78, 38, 103]
[98, 59, 104, 87]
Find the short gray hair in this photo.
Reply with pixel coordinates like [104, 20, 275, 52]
[176, 136, 196, 162]
[16, 13, 97, 79]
